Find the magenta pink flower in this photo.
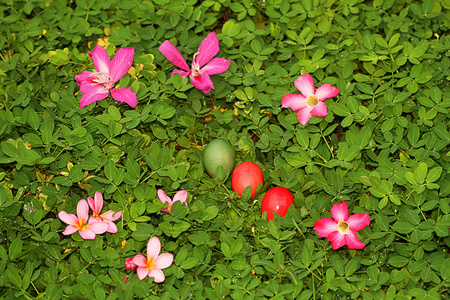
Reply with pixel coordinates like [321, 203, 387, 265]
[159, 32, 231, 94]
[132, 236, 174, 282]
[58, 199, 109, 240]
[75, 45, 137, 109]
[158, 189, 187, 213]
[87, 191, 122, 233]
[125, 258, 137, 272]
[282, 73, 340, 125]
[314, 200, 370, 250]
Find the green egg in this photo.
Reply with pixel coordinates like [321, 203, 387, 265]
[203, 138, 236, 178]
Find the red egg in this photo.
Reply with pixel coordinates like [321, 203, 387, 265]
[261, 187, 294, 221]
[231, 161, 264, 199]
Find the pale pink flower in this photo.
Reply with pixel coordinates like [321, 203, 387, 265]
[87, 191, 122, 233]
[125, 258, 137, 272]
[159, 31, 231, 94]
[282, 73, 340, 125]
[158, 189, 187, 213]
[314, 200, 370, 250]
[58, 199, 108, 240]
[75, 45, 137, 108]
[132, 236, 174, 282]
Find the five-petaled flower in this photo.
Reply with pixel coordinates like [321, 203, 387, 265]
[159, 31, 231, 94]
[157, 189, 188, 213]
[282, 73, 340, 125]
[132, 236, 174, 282]
[314, 200, 370, 250]
[75, 45, 137, 109]
[58, 199, 109, 240]
[87, 191, 122, 233]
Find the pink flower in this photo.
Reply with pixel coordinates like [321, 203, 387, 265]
[132, 236, 174, 282]
[314, 200, 370, 250]
[157, 189, 187, 213]
[125, 258, 137, 271]
[87, 191, 122, 233]
[282, 73, 340, 125]
[58, 199, 109, 240]
[75, 45, 137, 109]
[159, 32, 231, 94]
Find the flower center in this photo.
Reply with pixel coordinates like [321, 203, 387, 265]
[191, 52, 200, 77]
[77, 219, 90, 231]
[305, 95, 319, 108]
[91, 72, 114, 89]
[146, 259, 156, 271]
[337, 221, 349, 234]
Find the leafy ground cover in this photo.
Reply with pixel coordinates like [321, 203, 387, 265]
[0, 0, 449, 299]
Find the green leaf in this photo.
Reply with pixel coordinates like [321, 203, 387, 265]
[302, 239, 314, 267]
[173, 222, 190, 238]
[414, 163, 428, 184]
[8, 239, 23, 260]
[407, 124, 419, 146]
[202, 206, 219, 221]
[388, 256, 409, 268]
[180, 257, 199, 269]
[426, 167, 442, 183]
[393, 221, 415, 234]
[6, 265, 22, 288]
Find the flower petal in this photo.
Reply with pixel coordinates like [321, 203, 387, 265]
[88, 220, 108, 234]
[78, 82, 110, 108]
[294, 73, 315, 97]
[171, 69, 190, 77]
[110, 47, 135, 83]
[330, 200, 349, 222]
[190, 73, 214, 94]
[136, 266, 149, 280]
[101, 210, 122, 222]
[173, 190, 187, 204]
[327, 231, 346, 250]
[62, 225, 79, 235]
[58, 211, 79, 225]
[281, 94, 307, 111]
[154, 253, 174, 270]
[314, 217, 338, 238]
[347, 213, 370, 231]
[132, 254, 148, 267]
[148, 269, 165, 283]
[159, 40, 190, 72]
[200, 57, 230, 76]
[195, 32, 220, 68]
[106, 222, 118, 233]
[94, 192, 104, 214]
[75, 71, 95, 87]
[315, 84, 340, 101]
[88, 45, 110, 75]
[147, 236, 161, 261]
[157, 189, 172, 205]
[345, 230, 366, 249]
[110, 87, 137, 108]
[79, 228, 96, 240]
[310, 101, 328, 117]
[295, 106, 313, 125]
[77, 200, 90, 223]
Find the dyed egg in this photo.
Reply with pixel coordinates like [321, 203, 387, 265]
[203, 138, 235, 178]
[261, 187, 294, 221]
[231, 161, 264, 199]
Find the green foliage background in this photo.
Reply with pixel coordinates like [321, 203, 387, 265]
[0, 0, 449, 299]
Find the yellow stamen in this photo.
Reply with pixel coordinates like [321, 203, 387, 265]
[146, 259, 156, 271]
[337, 221, 349, 234]
[305, 95, 319, 108]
